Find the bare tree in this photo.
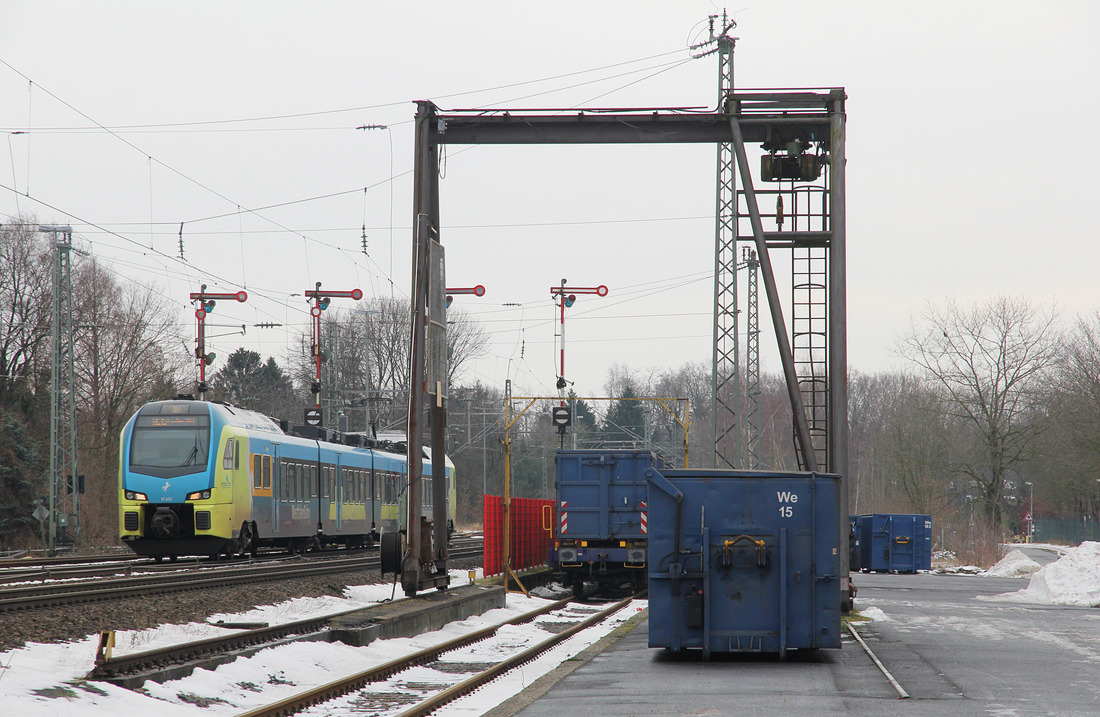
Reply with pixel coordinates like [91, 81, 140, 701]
[896, 296, 1061, 529]
[72, 259, 187, 543]
[293, 296, 488, 433]
[0, 219, 52, 406]
[1033, 311, 1100, 520]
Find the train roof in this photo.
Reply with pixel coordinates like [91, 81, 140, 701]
[137, 399, 283, 435]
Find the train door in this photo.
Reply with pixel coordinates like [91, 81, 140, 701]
[251, 450, 274, 537]
[272, 445, 281, 532]
[368, 452, 377, 532]
[334, 456, 343, 531]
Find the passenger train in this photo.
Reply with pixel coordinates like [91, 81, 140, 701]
[118, 398, 455, 560]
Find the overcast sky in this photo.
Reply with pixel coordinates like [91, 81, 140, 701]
[2, 1, 1097, 403]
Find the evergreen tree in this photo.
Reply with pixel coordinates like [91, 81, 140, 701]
[210, 349, 297, 419]
[602, 384, 646, 447]
[0, 408, 43, 546]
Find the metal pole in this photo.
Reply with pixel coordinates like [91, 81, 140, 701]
[357, 310, 379, 434]
[827, 89, 850, 605]
[1026, 481, 1034, 541]
[503, 379, 512, 588]
[558, 280, 566, 406]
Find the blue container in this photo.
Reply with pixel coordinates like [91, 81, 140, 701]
[858, 514, 932, 573]
[647, 469, 841, 657]
[552, 450, 660, 591]
[848, 515, 863, 572]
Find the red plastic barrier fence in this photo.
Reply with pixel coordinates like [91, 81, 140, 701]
[482, 495, 555, 577]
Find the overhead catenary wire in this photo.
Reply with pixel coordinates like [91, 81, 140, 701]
[0, 44, 711, 382]
[0, 48, 687, 133]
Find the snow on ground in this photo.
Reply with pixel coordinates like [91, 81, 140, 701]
[980, 541, 1100, 607]
[858, 606, 889, 621]
[983, 549, 1043, 578]
[0, 568, 644, 716]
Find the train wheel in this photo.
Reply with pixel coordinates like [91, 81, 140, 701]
[169, 555, 178, 563]
[572, 579, 584, 598]
[154, 555, 164, 563]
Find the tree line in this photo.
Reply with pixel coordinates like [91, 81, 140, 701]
[2, 217, 1098, 562]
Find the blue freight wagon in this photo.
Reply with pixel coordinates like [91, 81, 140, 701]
[551, 450, 661, 595]
[647, 469, 842, 658]
[857, 514, 932, 573]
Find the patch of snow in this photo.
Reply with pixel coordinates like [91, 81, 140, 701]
[983, 549, 1042, 578]
[0, 568, 641, 716]
[859, 606, 889, 621]
[980, 541, 1100, 606]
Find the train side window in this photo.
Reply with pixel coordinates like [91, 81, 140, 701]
[309, 465, 317, 498]
[253, 454, 262, 489]
[262, 455, 271, 490]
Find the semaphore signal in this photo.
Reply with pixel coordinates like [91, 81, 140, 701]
[303, 282, 362, 409]
[189, 284, 248, 399]
[549, 279, 608, 407]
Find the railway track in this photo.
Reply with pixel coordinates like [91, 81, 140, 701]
[0, 542, 483, 613]
[0, 535, 482, 582]
[235, 592, 639, 717]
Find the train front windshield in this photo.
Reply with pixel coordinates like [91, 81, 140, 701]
[129, 414, 211, 476]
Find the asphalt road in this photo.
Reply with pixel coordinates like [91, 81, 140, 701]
[505, 570, 1100, 717]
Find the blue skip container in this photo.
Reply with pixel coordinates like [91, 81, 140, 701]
[647, 469, 841, 657]
[858, 514, 932, 573]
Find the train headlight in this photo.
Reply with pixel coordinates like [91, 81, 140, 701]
[187, 490, 212, 501]
[124, 491, 147, 501]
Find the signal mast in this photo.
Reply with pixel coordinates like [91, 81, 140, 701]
[190, 285, 248, 399]
[303, 282, 362, 412]
[549, 279, 607, 406]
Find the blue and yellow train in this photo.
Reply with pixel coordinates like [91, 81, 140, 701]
[118, 398, 454, 560]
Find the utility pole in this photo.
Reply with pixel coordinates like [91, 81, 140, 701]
[42, 225, 77, 554]
[695, 12, 744, 470]
[743, 247, 761, 468]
